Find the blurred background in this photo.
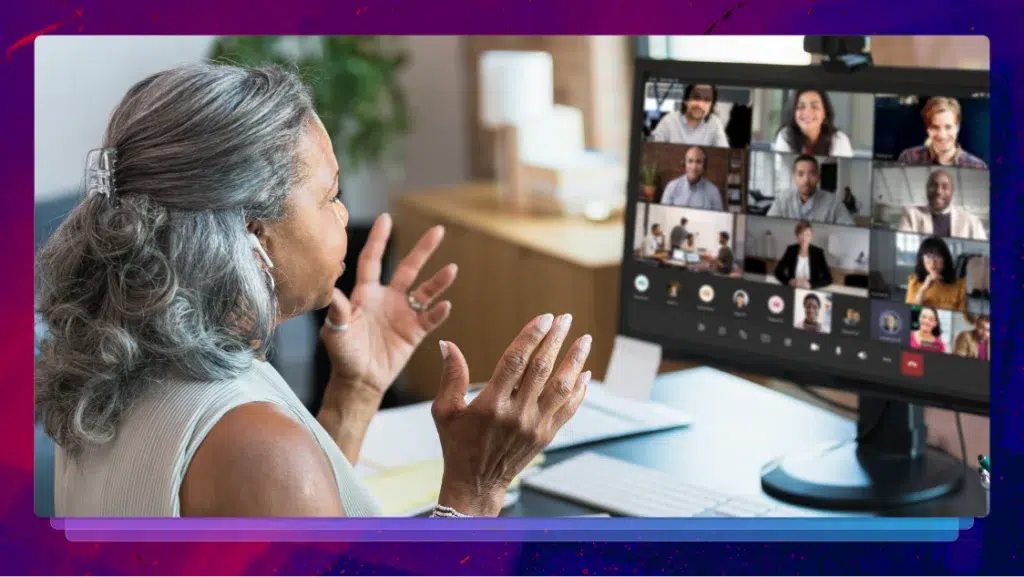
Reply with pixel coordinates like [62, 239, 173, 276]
[33, 33, 989, 448]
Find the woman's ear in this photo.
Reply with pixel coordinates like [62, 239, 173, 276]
[246, 221, 262, 238]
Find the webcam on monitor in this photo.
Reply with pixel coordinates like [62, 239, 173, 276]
[804, 35, 873, 73]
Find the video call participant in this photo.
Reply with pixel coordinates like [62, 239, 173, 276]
[641, 223, 665, 258]
[905, 236, 966, 312]
[682, 233, 697, 251]
[773, 220, 833, 289]
[669, 217, 689, 249]
[910, 307, 946, 353]
[649, 84, 730, 148]
[953, 314, 990, 360]
[772, 89, 854, 157]
[766, 155, 855, 226]
[898, 169, 987, 240]
[715, 231, 734, 274]
[660, 146, 724, 210]
[734, 291, 749, 309]
[799, 293, 825, 333]
[897, 96, 988, 168]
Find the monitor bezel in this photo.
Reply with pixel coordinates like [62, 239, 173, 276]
[620, 57, 990, 416]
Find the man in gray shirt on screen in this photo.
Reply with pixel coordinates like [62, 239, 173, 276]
[649, 84, 730, 148]
[660, 146, 724, 211]
[766, 154, 854, 226]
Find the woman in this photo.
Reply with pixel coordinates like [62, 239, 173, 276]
[799, 293, 823, 332]
[905, 236, 966, 312]
[772, 89, 854, 157]
[897, 97, 987, 168]
[35, 63, 592, 518]
[773, 220, 833, 289]
[910, 307, 946, 353]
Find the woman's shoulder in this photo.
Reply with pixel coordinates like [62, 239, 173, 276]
[830, 131, 854, 156]
[772, 129, 791, 150]
[180, 400, 344, 517]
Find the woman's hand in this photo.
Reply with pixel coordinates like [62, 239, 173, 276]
[431, 314, 592, 517]
[320, 214, 457, 399]
[916, 274, 938, 304]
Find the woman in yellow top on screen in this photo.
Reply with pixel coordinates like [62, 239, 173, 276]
[905, 236, 966, 312]
[897, 97, 988, 168]
[772, 89, 854, 158]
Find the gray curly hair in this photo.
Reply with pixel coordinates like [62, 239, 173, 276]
[35, 62, 317, 456]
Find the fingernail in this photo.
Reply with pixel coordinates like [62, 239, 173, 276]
[557, 313, 573, 331]
[538, 314, 554, 332]
[581, 371, 592, 385]
[581, 334, 593, 351]
[439, 340, 449, 359]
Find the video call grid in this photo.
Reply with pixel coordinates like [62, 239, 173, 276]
[628, 77, 991, 365]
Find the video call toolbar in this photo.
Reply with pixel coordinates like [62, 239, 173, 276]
[628, 77, 990, 389]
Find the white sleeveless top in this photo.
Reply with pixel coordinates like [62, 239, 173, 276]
[54, 360, 382, 517]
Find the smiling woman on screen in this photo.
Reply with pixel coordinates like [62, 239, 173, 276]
[35, 63, 592, 518]
[772, 89, 854, 158]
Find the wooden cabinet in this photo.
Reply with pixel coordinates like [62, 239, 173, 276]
[393, 184, 624, 400]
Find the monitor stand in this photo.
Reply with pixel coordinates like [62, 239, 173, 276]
[760, 396, 965, 510]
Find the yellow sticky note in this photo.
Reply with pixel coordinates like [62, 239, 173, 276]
[362, 454, 545, 517]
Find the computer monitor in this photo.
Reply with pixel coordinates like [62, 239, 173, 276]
[621, 58, 990, 511]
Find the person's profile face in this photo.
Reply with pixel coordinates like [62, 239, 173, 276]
[797, 228, 813, 246]
[804, 298, 819, 323]
[977, 319, 990, 341]
[684, 148, 705, 180]
[926, 172, 954, 212]
[795, 91, 826, 135]
[927, 109, 960, 153]
[685, 85, 713, 120]
[919, 309, 937, 334]
[793, 160, 820, 195]
[262, 118, 350, 314]
[923, 251, 944, 275]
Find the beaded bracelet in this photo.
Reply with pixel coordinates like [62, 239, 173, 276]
[430, 504, 470, 518]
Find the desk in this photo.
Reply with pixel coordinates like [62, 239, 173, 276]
[503, 367, 985, 517]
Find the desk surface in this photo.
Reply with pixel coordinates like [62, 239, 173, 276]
[504, 367, 985, 518]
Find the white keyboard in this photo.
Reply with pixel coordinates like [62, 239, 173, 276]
[522, 452, 820, 517]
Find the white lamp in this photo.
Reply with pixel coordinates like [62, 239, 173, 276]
[479, 51, 554, 210]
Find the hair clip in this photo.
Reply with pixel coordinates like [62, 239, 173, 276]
[85, 148, 118, 198]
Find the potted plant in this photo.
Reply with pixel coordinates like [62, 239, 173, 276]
[639, 163, 659, 201]
[208, 36, 410, 170]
